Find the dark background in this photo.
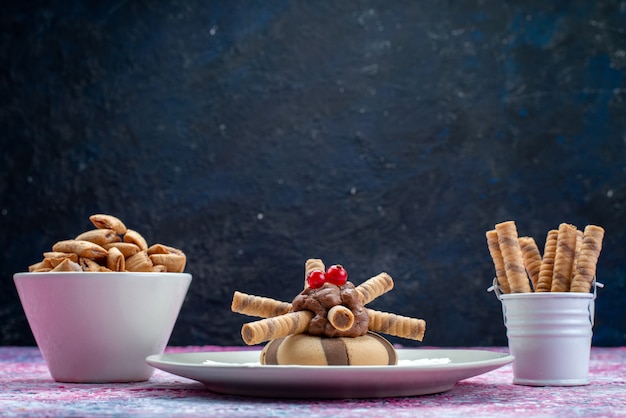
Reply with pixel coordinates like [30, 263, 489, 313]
[1, 1, 624, 348]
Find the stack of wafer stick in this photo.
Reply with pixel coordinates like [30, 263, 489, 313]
[486, 221, 604, 293]
[232, 259, 426, 345]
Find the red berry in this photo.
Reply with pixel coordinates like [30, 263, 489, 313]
[307, 270, 326, 288]
[325, 264, 348, 286]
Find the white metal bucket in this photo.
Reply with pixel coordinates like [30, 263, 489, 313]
[490, 279, 600, 386]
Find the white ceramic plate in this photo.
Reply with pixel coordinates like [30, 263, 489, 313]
[146, 349, 514, 398]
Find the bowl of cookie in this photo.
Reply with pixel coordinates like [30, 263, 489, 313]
[13, 214, 192, 383]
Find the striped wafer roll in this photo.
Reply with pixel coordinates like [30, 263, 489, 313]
[486, 230, 510, 294]
[366, 308, 426, 341]
[551, 223, 578, 292]
[241, 311, 314, 345]
[573, 229, 583, 270]
[327, 305, 355, 331]
[570, 225, 605, 293]
[519, 236, 542, 291]
[356, 272, 394, 305]
[495, 221, 531, 293]
[231, 291, 292, 318]
[536, 229, 558, 292]
[304, 258, 325, 288]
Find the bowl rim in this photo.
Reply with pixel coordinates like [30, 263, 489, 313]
[14, 271, 192, 280]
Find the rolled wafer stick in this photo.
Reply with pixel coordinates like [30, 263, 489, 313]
[231, 291, 292, 318]
[570, 225, 604, 293]
[241, 311, 314, 345]
[304, 258, 325, 288]
[356, 272, 394, 305]
[536, 229, 558, 292]
[495, 221, 531, 293]
[519, 236, 542, 291]
[573, 229, 583, 270]
[486, 230, 510, 294]
[366, 308, 426, 341]
[551, 223, 578, 292]
[327, 305, 355, 331]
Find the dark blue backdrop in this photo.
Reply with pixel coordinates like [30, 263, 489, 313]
[1, 0, 624, 347]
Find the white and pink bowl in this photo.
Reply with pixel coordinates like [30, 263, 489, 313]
[14, 271, 192, 383]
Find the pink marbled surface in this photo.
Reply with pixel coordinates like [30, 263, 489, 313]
[1, 346, 625, 417]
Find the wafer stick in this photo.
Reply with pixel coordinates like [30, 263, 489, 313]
[486, 230, 510, 294]
[570, 225, 605, 293]
[234, 270, 393, 320]
[551, 223, 578, 292]
[304, 258, 325, 288]
[366, 308, 426, 341]
[536, 229, 558, 292]
[327, 305, 355, 331]
[573, 229, 583, 270]
[231, 291, 292, 318]
[241, 311, 314, 345]
[356, 272, 394, 304]
[495, 221, 531, 293]
[519, 236, 542, 291]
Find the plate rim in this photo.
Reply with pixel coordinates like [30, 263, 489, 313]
[146, 348, 514, 398]
[147, 348, 514, 370]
